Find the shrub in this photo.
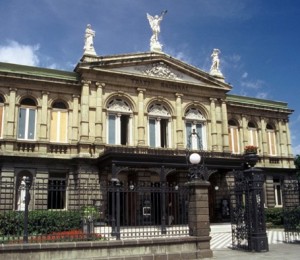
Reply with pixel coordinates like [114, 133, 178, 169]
[265, 208, 283, 227]
[0, 210, 82, 236]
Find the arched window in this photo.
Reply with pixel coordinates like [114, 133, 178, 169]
[107, 98, 132, 145]
[228, 119, 240, 154]
[0, 96, 4, 138]
[18, 97, 37, 140]
[248, 121, 258, 149]
[185, 108, 206, 150]
[50, 101, 68, 143]
[266, 123, 277, 156]
[148, 103, 171, 148]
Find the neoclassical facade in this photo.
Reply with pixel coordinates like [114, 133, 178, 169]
[0, 50, 295, 221]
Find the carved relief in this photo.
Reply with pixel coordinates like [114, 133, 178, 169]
[139, 63, 182, 80]
[107, 98, 132, 113]
[148, 103, 170, 117]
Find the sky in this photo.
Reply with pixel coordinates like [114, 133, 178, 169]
[0, 0, 299, 155]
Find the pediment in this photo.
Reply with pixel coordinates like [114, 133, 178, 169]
[78, 52, 231, 90]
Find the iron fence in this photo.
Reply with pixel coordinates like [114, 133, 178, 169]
[0, 176, 189, 244]
[283, 179, 300, 243]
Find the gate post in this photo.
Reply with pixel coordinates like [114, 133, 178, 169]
[244, 166, 269, 252]
[186, 180, 213, 259]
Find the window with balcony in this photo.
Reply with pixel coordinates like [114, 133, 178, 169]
[107, 98, 132, 145]
[0, 96, 4, 138]
[266, 123, 277, 156]
[148, 103, 171, 148]
[185, 108, 206, 150]
[248, 121, 259, 152]
[228, 119, 240, 154]
[48, 172, 67, 210]
[18, 98, 36, 140]
[50, 101, 68, 143]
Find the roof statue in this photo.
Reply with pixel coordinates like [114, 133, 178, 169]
[84, 24, 97, 56]
[209, 48, 224, 79]
[147, 10, 167, 53]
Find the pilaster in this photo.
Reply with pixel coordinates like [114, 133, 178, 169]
[175, 93, 184, 149]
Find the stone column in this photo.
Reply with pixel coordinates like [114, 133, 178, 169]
[175, 93, 184, 149]
[221, 100, 230, 152]
[186, 180, 213, 258]
[95, 82, 105, 143]
[80, 80, 90, 141]
[137, 88, 146, 146]
[6, 88, 17, 139]
[210, 98, 217, 151]
[39, 91, 49, 141]
[71, 95, 80, 142]
[260, 117, 268, 156]
[241, 114, 247, 149]
[285, 120, 293, 158]
[278, 119, 286, 157]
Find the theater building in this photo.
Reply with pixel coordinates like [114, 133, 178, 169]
[0, 25, 295, 223]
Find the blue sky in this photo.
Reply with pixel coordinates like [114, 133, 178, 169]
[0, 0, 299, 155]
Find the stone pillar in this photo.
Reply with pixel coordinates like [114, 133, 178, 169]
[260, 117, 268, 156]
[95, 82, 105, 143]
[6, 88, 17, 139]
[80, 80, 90, 141]
[186, 180, 213, 258]
[241, 114, 247, 149]
[285, 120, 293, 158]
[71, 95, 80, 141]
[278, 120, 286, 157]
[221, 100, 230, 152]
[175, 93, 184, 149]
[210, 98, 217, 151]
[39, 91, 49, 141]
[137, 88, 146, 146]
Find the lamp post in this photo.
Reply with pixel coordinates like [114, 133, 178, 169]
[185, 129, 213, 258]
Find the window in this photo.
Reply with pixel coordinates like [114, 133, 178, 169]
[18, 98, 36, 140]
[0, 96, 4, 138]
[107, 98, 132, 145]
[48, 173, 67, 209]
[228, 119, 240, 154]
[273, 179, 282, 207]
[148, 103, 171, 148]
[185, 108, 206, 150]
[248, 122, 258, 149]
[266, 124, 277, 156]
[50, 101, 68, 143]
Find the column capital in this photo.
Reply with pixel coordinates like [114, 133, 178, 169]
[81, 79, 91, 85]
[137, 88, 146, 93]
[96, 82, 105, 88]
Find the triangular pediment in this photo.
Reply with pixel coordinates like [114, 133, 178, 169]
[77, 52, 231, 90]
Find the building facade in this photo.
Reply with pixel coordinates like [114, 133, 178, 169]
[0, 50, 295, 222]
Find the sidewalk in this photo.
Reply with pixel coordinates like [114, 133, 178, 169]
[208, 223, 299, 259]
[208, 243, 300, 259]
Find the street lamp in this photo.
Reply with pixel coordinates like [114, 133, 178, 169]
[186, 129, 215, 181]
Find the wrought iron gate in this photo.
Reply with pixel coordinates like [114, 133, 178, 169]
[283, 179, 300, 243]
[230, 168, 268, 251]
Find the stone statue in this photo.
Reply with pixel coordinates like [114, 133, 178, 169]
[84, 24, 96, 55]
[147, 10, 167, 52]
[17, 176, 26, 211]
[209, 48, 223, 78]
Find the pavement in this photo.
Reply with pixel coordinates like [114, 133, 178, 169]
[208, 223, 300, 259]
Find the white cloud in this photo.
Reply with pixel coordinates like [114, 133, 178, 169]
[241, 79, 265, 89]
[0, 40, 40, 66]
[242, 72, 248, 78]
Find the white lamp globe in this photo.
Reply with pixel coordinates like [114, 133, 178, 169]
[189, 153, 201, 165]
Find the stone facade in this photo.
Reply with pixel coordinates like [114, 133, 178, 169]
[0, 51, 295, 220]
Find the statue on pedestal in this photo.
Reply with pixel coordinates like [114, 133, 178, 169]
[209, 49, 224, 78]
[147, 10, 167, 52]
[84, 24, 97, 56]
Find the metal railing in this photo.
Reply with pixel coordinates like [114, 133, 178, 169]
[0, 176, 189, 244]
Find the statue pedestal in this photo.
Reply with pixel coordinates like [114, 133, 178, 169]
[150, 41, 163, 53]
